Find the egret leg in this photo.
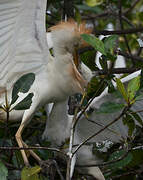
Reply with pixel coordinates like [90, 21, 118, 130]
[22, 141, 41, 162]
[15, 123, 29, 166]
[15, 94, 42, 165]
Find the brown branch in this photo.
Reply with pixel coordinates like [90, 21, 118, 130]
[124, 0, 141, 15]
[118, 1, 131, 53]
[117, 50, 143, 62]
[0, 146, 67, 156]
[78, 46, 143, 64]
[94, 27, 143, 35]
[93, 67, 140, 75]
[82, 11, 112, 20]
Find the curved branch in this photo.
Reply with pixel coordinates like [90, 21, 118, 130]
[94, 27, 143, 35]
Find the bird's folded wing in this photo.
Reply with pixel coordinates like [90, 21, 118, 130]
[0, 0, 49, 89]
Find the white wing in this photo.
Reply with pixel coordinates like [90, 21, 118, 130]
[0, 0, 49, 89]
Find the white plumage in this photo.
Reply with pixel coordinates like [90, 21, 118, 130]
[0, 0, 104, 178]
[1, 1, 141, 179]
[0, 0, 49, 90]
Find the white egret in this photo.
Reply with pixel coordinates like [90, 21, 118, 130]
[0, 0, 97, 174]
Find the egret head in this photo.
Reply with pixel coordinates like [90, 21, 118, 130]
[48, 20, 92, 94]
[49, 20, 92, 66]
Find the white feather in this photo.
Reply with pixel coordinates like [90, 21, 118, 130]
[0, 0, 49, 89]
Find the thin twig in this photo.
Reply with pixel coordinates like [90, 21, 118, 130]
[53, 160, 65, 180]
[73, 107, 129, 156]
[118, 0, 133, 65]
[85, 115, 123, 138]
[0, 146, 67, 156]
[78, 47, 143, 63]
[77, 149, 129, 167]
[94, 27, 143, 35]
[117, 50, 143, 62]
[93, 67, 140, 75]
[124, 0, 141, 15]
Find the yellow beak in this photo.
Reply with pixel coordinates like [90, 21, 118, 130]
[73, 48, 79, 68]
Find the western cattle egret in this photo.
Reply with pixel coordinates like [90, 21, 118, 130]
[0, 0, 94, 171]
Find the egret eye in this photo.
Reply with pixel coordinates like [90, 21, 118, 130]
[49, 48, 54, 57]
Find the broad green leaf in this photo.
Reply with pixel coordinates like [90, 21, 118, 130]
[97, 102, 124, 114]
[85, 0, 103, 7]
[80, 50, 97, 71]
[129, 111, 143, 126]
[81, 34, 106, 55]
[123, 114, 135, 136]
[127, 76, 140, 103]
[21, 166, 41, 180]
[116, 78, 128, 103]
[86, 77, 106, 99]
[11, 73, 35, 105]
[108, 150, 133, 169]
[13, 93, 34, 110]
[99, 56, 108, 70]
[104, 35, 118, 52]
[0, 161, 8, 180]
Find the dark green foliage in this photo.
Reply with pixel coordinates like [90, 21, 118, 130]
[13, 93, 34, 110]
[81, 34, 107, 55]
[11, 73, 35, 105]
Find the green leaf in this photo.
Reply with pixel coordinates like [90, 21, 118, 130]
[21, 166, 41, 180]
[108, 150, 133, 169]
[0, 161, 8, 180]
[97, 102, 124, 114]
[11, 73, 35, 105]
[123, 114, 135, 136]
[129, 111, 143, 126]
[80, 50, 97, 71]
[104, 35, 118, 52]
[85, 0, 103, 7]
[81, 34, 106, 55]
[99, 56, 108, 70]
[127, 76, 140, 103]
[116, 78, 128, 103]
[86, 77, 106, 99]
[106, 80, 116, 93]
[13, 93, 34, 110]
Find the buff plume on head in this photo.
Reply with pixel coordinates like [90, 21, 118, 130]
[48, 19, 92, 52]
[47, 19, 92, 94]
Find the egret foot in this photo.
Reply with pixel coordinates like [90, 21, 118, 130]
[22, 141, 42, 163]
